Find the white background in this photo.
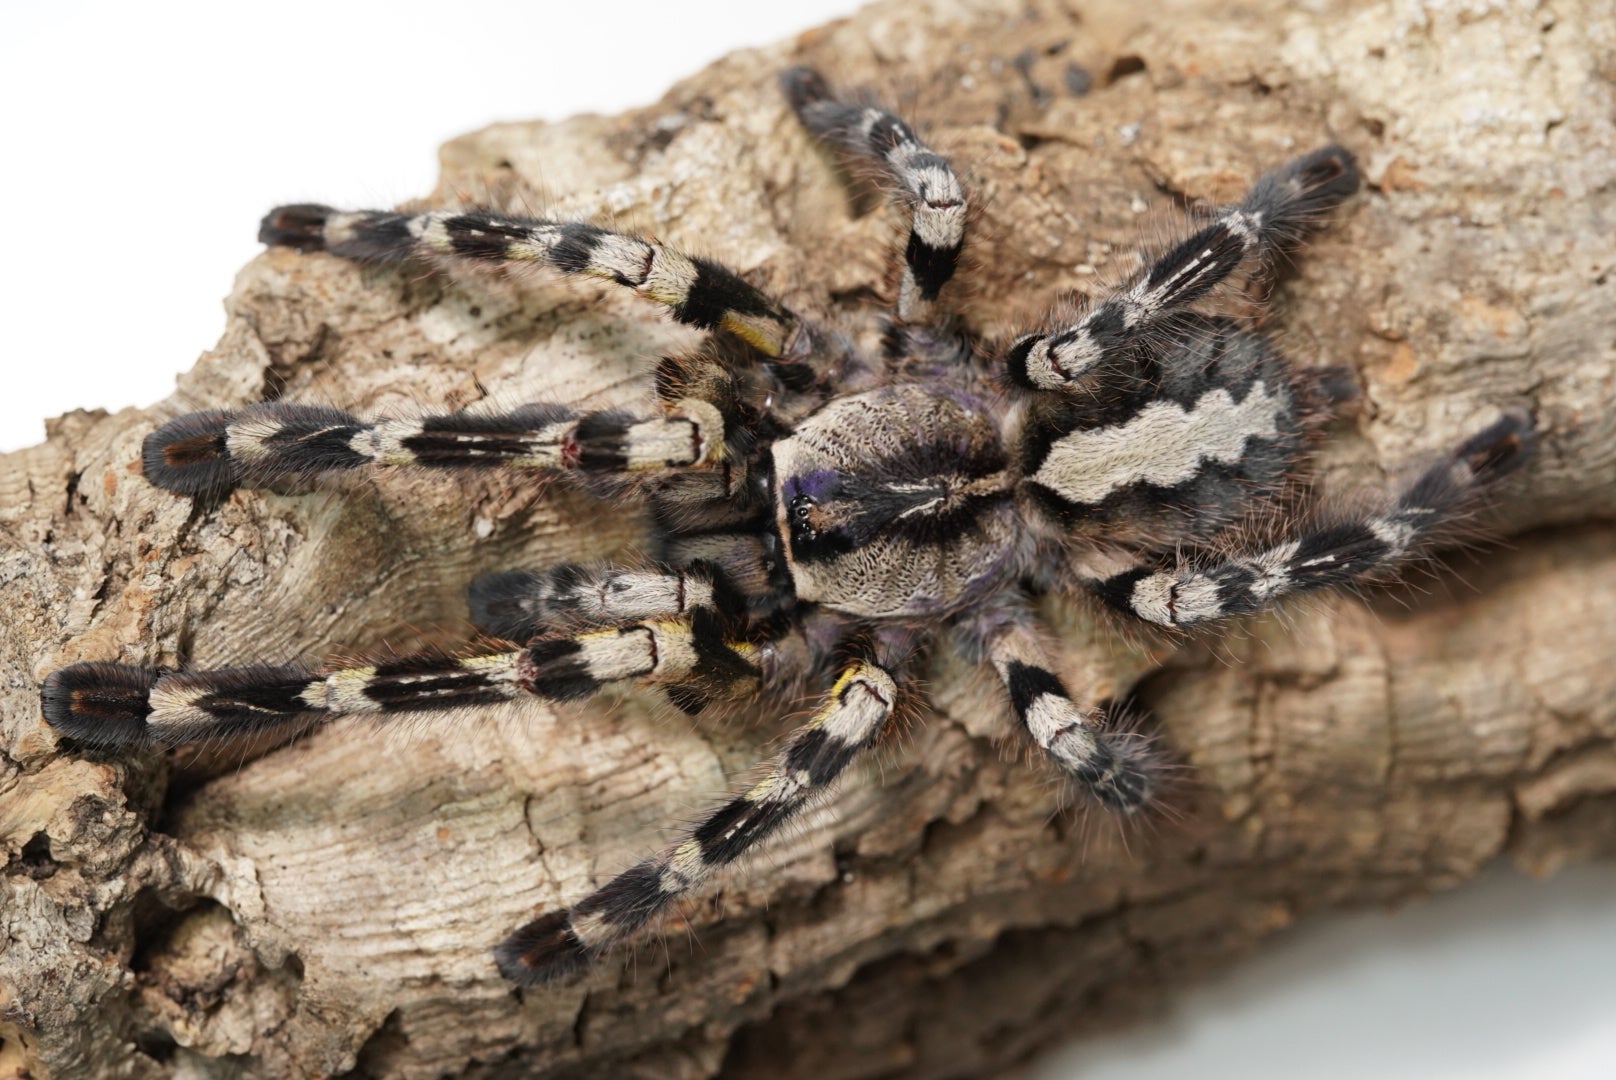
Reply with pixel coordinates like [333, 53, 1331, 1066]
[5, 4, 1613, 1078]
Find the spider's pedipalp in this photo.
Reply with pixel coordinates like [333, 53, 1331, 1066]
[466, 535, 790, 645]
[261, 206, 799, 357]
[467, 564, 722, 642]
[653, 527, 797, 616]
[1006, 145, 1361, 392]
[784, 66, 967, 326]
[1086, 410, 1536, 628]
[496, 658, 898, 986]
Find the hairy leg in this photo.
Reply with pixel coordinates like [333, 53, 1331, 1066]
[1084, 410, 1535, 627]
[41, 610, 761, 747]
[983, 621, 1160, 812]
[495, 656, 899, 985]
[261, 205, 799, 357]
[783, 66, 968, 329]
[141, 349, 756, 503]
[1005, 145, 1359, 391]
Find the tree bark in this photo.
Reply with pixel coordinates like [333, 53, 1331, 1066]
[3, 1, 1614, 1077]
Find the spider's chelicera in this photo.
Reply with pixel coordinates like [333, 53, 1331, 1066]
[41, 68, 1532, 987]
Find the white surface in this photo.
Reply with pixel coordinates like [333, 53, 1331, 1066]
[0, 1, 867, 450]
[5, 6, 1613, 1078]
[1025, 862, 1616, 1080]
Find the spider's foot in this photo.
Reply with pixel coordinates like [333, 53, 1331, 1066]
[44, 663, 324, 747]
[144, 403, 377, 497]
[1457, 406, 1536, 481]
[142, 409, 242, 497]
[1280, 144, 1362, 210]
[259, 203, 334, 251]
[1309, 364, 1363, 412]
[495, 911, 595, 986]
[779, 65, 833, 111]
[1078, 728, 1167, 815]
[1239, 144, 1361, 248]
[41, 663, 161, 746]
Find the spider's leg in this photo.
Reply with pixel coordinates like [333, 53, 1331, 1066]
[1005, 145, 1360, 391]
[782, 66, 967, 330]
[495, 656, 899, 986]
[1084, 410, 1535, 628]
[145, 349, 757, 499]
[144, 395, 741, 504]
[142, 401, 724, 499]
[41, 610, 761, 748]
[984, 622, 1159, 813]
[260, 205, 799, 358]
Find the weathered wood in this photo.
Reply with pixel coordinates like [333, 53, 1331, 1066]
[3, 1, 1613, 1076]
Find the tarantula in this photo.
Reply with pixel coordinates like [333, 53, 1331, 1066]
[41, 67, 1532, 987]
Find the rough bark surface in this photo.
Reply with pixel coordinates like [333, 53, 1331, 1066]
[3, 1, 1614, 1077]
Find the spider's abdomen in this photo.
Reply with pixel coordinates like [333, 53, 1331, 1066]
[772, 385, 1017, 619]
[1017, 316, 1307, 549]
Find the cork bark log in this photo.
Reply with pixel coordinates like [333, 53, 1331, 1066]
[3, 1, 1614, 1076]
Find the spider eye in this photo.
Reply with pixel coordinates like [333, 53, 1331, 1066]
[787, 493, 832, 547]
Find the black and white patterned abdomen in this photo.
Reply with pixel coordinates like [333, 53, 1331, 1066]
[1018, 316, 1307, 548]
[773, 385, 1018, 619]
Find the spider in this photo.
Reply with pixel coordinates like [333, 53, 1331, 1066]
[40, 66, 1532, 989]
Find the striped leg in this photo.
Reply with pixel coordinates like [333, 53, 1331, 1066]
[1086, 410, 1535, 628]
[40, 611, 760, 748]
[142, 397, 734, 498]
[260, 205, 798, 357]
[496, 659, 898, 985]
[1005, 145, 1360, 391]
[783, 67, 967, 327]
[987, 625, 1159, 813]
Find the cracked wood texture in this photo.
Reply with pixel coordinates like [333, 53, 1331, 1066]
[4, 0, 1614, 1077]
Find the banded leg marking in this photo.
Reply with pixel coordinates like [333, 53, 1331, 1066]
[521, 610, 761, 714]
[495, 660, 898, 985]
[260, 205, 797, 357]
[783, 67, 967, 324]
[143, 399, 730, 498]
[41, 653, 526, 748]
[1006, 146, 1361, 391]
[1087, 410, 1536, 627]
[988, 627, 1158, 812]
[42, 613, 762, 747]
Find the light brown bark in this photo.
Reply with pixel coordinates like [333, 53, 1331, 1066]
[3, 1, 1614, 1077]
